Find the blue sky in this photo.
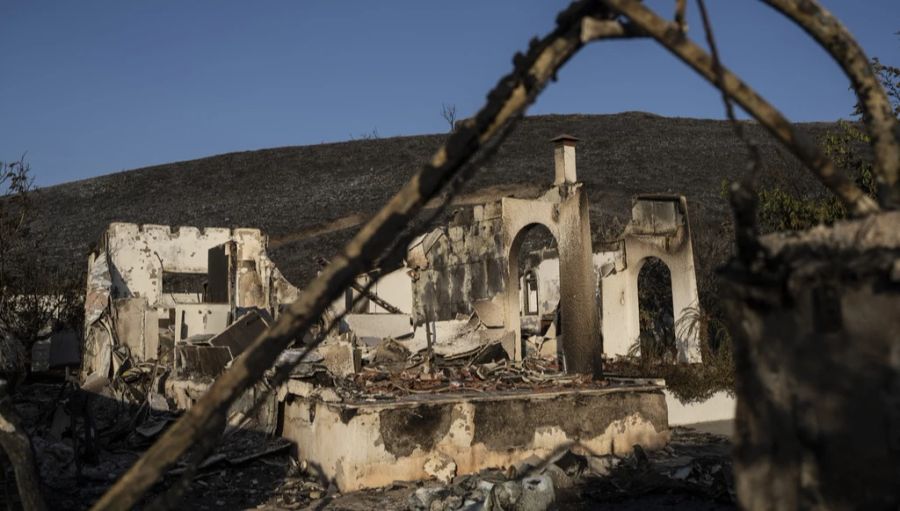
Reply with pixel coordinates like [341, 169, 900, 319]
[2, 1, 898, 186]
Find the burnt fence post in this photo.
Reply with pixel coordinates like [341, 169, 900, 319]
[720, 211, 900, 510]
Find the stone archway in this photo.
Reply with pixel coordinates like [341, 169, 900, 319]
[501, 186, 600, 374]
[506, 221, 559, 361]
[601, 196, 701, 363]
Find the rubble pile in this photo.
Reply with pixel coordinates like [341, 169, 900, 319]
[339, 360, 600, 399]
[2, 382, 327, 510]
[306, 427, 735, 510]
[273, 330, 607, 405]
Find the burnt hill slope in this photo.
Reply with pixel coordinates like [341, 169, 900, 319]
[30, 113, 836, 285]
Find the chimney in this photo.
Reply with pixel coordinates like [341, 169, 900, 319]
[551, 134, 579, 185]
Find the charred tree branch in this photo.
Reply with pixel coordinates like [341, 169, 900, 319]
[580, 18, 645, 41]
[696, 0, 762, 257]
[761, 0, 900, 209]
[600, 0, 880, 217]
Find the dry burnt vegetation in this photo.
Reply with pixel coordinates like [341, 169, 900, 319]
[28, 112, 836, 288]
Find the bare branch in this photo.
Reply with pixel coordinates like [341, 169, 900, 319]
[440, 103, 457, 132]
[761, 0, 900, 209]
[600, 0, 880, 216]
[674, 0, 688, 32]
[695, 0, 763, 176]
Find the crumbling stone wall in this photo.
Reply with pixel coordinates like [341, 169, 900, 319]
[410, 202, 507, 323]
[81, 222, 298, 380]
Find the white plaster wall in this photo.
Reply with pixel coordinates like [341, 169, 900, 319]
[665, 390, 735, 426]
[106, 223, 234, 305]
[282, 391, 668, 492]
[533, 258, 560, 316]
[329, 268, 413, 317]
[372, 268, 413, 314]
[174, 303, 231, 343]
[525, 251, 625, 317]
[600, 198, 701, 363]
[602, 235, 700, 362]
[104, 223, 276, 310]
[83, 222, 299, 378]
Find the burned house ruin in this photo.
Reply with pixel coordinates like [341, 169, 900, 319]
[72, 135, 703, 492]
[406, 136, 700, 366]
[81, 223, 300, 383]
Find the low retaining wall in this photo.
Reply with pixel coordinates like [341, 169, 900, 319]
[282, 386, 670, 491]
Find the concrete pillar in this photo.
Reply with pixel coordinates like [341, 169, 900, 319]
[670, 254, 701, 363]
[557, 189, 602, 375]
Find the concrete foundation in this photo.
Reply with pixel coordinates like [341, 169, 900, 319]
[282, 384, 669, 492]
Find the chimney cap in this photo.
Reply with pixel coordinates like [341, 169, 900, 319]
[550, 134, 580, 145]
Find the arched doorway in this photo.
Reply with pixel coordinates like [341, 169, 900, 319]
[500, 194, 600, 372]
[636, 256, 675, 363]
[509, 223, 559, 361]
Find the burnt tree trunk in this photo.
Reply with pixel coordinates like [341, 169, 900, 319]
[721, 211, 900, 510]
[0, 380, 46, 511]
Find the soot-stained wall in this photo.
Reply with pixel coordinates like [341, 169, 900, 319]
[411, 202, 507, 323]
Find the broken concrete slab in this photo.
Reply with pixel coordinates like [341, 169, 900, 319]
[423, 452, 457, 484]
[373, 338, 411, 365]
[472, 299, 504, 328]
[340, 313, 412, 343]
[208, 308, 272, 358]
[314, 341, 360, 376]
[483, 474, 555, 511]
